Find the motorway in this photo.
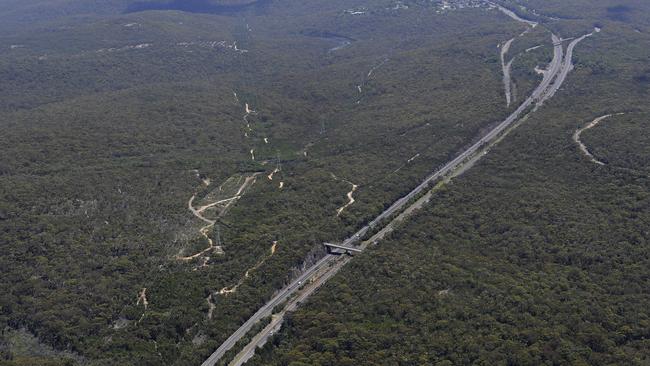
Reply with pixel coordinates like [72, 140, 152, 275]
[202, 9, 596, 366]
[545, 29, 598, 100]
[200, 254, 337, 366]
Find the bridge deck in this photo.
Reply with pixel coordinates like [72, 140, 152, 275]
[324, 242, 363, 253]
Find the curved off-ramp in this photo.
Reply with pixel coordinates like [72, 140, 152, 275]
[496, 3, 538, 107]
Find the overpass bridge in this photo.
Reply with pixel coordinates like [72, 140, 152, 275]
[324, 242, 363, 255]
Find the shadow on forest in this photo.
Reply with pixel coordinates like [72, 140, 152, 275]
[605, 5, 632, 22]
[125, 0, 272, 15]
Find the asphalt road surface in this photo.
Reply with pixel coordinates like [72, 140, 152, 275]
[202, 11, 595, 366]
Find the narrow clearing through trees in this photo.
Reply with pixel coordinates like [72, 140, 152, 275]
[331, 173, 358, 216]
[176, 175, 257, 267]
[336, 182, 358, 216]
[573, 113, 624, 165]
[218, 241, 279, 295]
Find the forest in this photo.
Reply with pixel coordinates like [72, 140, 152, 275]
[248, 2, 650, 365]
[0, 0, 539, 364]
[1, 0, 648, 365]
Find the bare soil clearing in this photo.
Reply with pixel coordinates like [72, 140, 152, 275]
[218, 241, 279, 296]
[573, 114, 624, 165]
[176, 174, 258, 266]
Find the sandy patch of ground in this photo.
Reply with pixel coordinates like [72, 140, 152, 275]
[573, 113, 624, 165]
[218, 241, 279, 296]
[176, 174, 258, 267]
[137, 288, 149, 310]
[336, 180, 358, 217]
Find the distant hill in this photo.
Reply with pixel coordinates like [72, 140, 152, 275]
[125, 0, 271, 15]
[0, 0, 128, 33]
[0, 0, 272, 34]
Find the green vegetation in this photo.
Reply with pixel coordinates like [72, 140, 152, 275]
[214, 315, 272, 366]
[0, 1, 550, 365]
[2, 0, 647, 364]
[581, 112, 650, 171]
[249, 3, 650, 365]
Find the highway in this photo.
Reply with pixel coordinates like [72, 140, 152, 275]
[545, 30, 597, 100]
[359, 34, 563, 235]
[200, 254, 337, 366]
[202, 9, 596, 366]
[228, 251, 352, 366]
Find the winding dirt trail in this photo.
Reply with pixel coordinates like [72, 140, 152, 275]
[407, 153, 420, 163]
[206, 294, 217, 320]
[240, 99, 263, 185]
[526, 45, 542, 52]
[136, 288, 149, 310]
[356, 57, 389, 103]
[242, 102, 256, 137]
[176, 196, 222, 262]
[218, 241, 279, 296]
[177, 175, 258, 265]
[336, 181, 358, 217]
[267, 167, 279, 181]
[330, 173, 358, 216]
[573, 113, 623, 165]
[367, 58, 388, 78]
